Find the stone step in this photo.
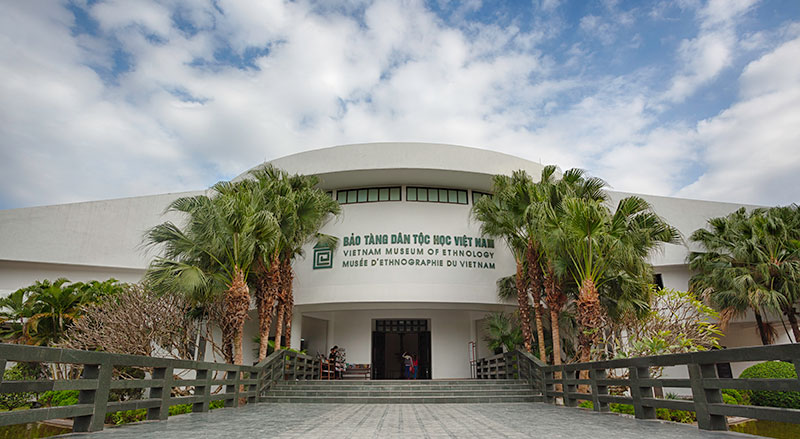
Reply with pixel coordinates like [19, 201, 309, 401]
[280, 379, 525, 385]
[259, 395, 541, 404]
[272, 385, 531, 392]
[268, 389, 534, 397]
[271, 384, 530, 391]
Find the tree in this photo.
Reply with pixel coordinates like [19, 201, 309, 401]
[609, 288, 722, 362]
[473, 173, 540, 356]
[61, 284, 200, 360]
[245, 166, 340, 360]
[483, 312, 524, 353]
[144, 182, 278, 365]
[0, 278, 124, 346]
[689, 206, 800, 344]
[549, 196, 680, 363]
[537, 166, 608, 366]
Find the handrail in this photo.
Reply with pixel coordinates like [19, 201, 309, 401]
[0, 343, 320, 433]
[476, 343, 800, 432]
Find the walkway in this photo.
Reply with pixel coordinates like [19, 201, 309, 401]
[67, 403, 755, 438]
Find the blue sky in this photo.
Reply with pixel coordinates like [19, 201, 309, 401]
[1, 0, 799, 210]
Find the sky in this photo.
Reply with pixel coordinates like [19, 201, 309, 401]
[1, 0, 799, 210]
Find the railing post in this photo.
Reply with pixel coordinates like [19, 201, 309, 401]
[590, 367, 609, 412]
[247, 369, 259, 404]
[542, 368, 554, 403]
[192, 368, 212, 413]
[689, 363, 727, 431]
[561, 365, 577, 407]
[148, 366, 174, 421]
[73, 361, 112, 432]
[629, 366, 656, 420]
[224, 369, 239, 408]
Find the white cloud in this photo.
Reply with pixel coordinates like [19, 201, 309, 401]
[677, 36, 800, 205]
[663, 0, 759, 102]
[0, 0, 797, 212]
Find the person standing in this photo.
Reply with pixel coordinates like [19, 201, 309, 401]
[402, 352, 412, 379]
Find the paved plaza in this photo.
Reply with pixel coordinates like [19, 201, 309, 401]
[65, 403, 757, 438]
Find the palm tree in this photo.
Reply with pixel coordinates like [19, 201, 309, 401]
[534, 166, 608, 365]
[246, 166, 340, 360]
[689, 206, 800, 344]
[550, 196, 679, 363]
[473, 174, 538, 355]
[144, 183, 278, 365]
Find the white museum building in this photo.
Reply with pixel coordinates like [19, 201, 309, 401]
[0, 143, 786, 379]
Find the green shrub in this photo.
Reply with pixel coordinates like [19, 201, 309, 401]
[106, 409, 146, 425]
[721, 388, 748, 405]
[38, 390, 79, 407]
[0, 364, 37, 410]
[169, 403, 192, 416]
[210, 400, 224, 410]
[722, 393, 737, 405]
[577, 401, 694, 423]
[739, 361, 800, 409]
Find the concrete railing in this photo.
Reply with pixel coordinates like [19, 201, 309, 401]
[0, 344, 319, 433]
[478, 343, 800, 432]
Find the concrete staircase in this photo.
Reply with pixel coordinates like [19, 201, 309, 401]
[260, 379, 541, 404]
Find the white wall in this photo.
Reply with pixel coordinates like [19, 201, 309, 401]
[299, 306, 498, 379]
[0, 260, 145, 296]
[301, 315, 329, 357]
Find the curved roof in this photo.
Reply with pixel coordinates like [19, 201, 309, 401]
[237, 142, 547, 191]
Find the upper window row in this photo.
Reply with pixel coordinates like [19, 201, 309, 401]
[331, 187, 491, 205]
[407, 187, 467, 204]
[336, 187, 401, 204]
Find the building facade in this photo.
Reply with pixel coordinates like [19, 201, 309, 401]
[0, 143, 785, 378]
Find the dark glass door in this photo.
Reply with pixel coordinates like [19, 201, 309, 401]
[371, 319, 431, 379]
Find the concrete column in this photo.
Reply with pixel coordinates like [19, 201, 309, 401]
[291, 309, 303, 350]
[327, 315, 335, 349]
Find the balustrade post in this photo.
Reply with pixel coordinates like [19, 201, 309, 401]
[688, 363, 727, 431]
[629, 366, 656, 420]
[542, 367, 553, 403]
[561, 365, 577, 407]
[247, 369, 259, 404]
[590, 368, 609, 412]
[192, 368, 212, 413]
[148, 366, 174, 421]
[73, 361, 112, 432]
[224, 369, 239, 408]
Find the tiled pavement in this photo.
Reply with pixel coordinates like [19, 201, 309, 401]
[64, 403, 757, 438]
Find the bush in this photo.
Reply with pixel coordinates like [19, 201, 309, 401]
[578, 401, 695, 423]
[739, 361, 800, 409]
[721, 388, 748, 405]
[38, 390, 79, 407]
[106, 409, 146, 425]
[105, 399, 227, 424]
[0, 364, 37, 410]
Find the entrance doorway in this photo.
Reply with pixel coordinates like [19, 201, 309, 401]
[371, 319, 431, 379]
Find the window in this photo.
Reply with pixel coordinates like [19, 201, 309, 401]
[472, 191, 492, 204]
[654, 273, 664, 289]
[335, 187, 401, 204]
[406, 187, 468, 205]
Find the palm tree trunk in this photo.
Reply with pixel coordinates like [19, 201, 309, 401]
[256, 282, 275, 361]
[515, 261, 533, 352]
[256, 257, 281, 361]
[274, 299, 286, 351]
[526, 242, 547, 363]
[549, 308, 562, 366]
[225, 267, 251, 365]
[783, 304, 800, 343]
[543, 264, 566, 366]
[754, 310, 771, 345]
[281, 259, 294, 349]
[577, 278, 603, 364]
